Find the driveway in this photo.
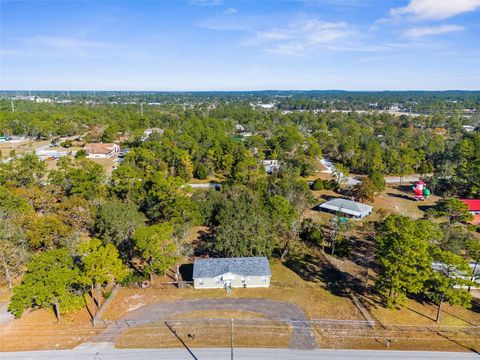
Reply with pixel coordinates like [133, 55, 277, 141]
[92, 298, 316, 350]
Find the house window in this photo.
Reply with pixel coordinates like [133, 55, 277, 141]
[198, 279, 204, 286]
[241, 276, 245, 283]
[262, 276, 267, 283]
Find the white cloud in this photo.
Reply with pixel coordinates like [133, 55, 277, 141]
[404, 24, 465, 37]
[224, 8, 238, 15]
[30, 36, 113, 50]
[390, 0, 480, 20]
[190, 0, 223, 6]
[246, 19, 356, 55]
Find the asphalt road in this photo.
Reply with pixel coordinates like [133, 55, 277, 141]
[0, 345, 478, 360]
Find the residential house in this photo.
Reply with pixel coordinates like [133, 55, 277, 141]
[318, 198, 373, 219]
[84, 143, 120, 158]
[193, 257, 271, 289]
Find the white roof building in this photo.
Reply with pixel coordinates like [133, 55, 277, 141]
[319, 198, 373, 219]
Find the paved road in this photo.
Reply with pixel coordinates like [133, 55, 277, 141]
[92, 298, 316, 349]
[320, 158, 424, 185]
[1, 345, 478, 360]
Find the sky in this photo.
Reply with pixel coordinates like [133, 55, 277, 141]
[1, 0, 480, 91]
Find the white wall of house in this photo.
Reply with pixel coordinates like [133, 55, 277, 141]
[194, 272, 270, 289]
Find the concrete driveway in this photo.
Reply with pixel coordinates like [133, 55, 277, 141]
[93, 298, 316, 349]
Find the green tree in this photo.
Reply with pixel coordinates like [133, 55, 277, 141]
[268, 195, 298, 260]
[375, 215, 440, 307]
[78, 238, 127, 314]
[368, 171, 386, 193]
[93, 199, 146, 248]
[213, 186, 274, 257]
[9, 249, 83, 321]
[132, 223, 177, 280]
[0, 221, 28, 291]
[435, 198, 474, 224]
[24, 214, 75, 251]
[351, 178, 376, 203]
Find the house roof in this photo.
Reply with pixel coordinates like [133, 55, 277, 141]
[319, 198, 373, 217]
[84, 143, 118, 154]
[460, 199, 480, 211]
[193, 257, 271, 279]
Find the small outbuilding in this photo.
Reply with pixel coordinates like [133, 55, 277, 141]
[318, 198, 373, 219]
[193, 257, 271, 289]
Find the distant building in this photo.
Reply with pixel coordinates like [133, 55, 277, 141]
[318, 198, 373, 219]
[460, 199, 480, 225]
[462, 125, 476, 132]
[35, 97, 52, 103]
[142, 128, 164, 141]
[432, 261, 480, 289]
[84, 143, 120, 158]
[35, 149, 69, 160]
[193, 257, 271, 289]
[263, 159, 280, 174]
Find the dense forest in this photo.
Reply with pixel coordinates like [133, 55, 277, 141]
[0, 93, 479, 321]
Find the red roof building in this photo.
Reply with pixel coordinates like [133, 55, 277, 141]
[460, 199, 480, 225]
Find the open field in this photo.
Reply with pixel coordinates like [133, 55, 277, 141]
[0, 140, 49, 158]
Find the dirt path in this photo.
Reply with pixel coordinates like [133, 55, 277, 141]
[92, 298, 316, 349]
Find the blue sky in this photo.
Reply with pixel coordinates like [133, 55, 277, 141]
[1, 0, 480, 90]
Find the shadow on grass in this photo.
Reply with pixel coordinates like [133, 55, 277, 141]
[284, 253, 366, 298]
[193, 229, 215, 256]
[179, 264, 193, 282]
[386, 192, 413, 201]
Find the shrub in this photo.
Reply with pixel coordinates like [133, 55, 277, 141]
[311, 179, 324, 191]
[194, 163, 208, 180]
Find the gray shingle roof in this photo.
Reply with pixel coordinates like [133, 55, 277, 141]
[193, 257, 271, 279]
[319, 198, 372, 216]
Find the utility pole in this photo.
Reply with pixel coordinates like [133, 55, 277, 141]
[230, 318, 234, 360]
[140, 103, 144, 116]
[10, 100, 14, 112]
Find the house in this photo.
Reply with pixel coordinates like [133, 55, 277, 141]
[142, 128, 164, 141]
[460, 199, 480, 225]
[263, 159, 280, 174]
[462, 125, 476, 132]
[432, 262, 480, 289]
[193, 257, 271, 289]
[318, 198, 373, 219]
[35, 149, 69, 160]
[84, 143, 120, 158]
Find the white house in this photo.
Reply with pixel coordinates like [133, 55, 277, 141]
[319, 198, 373, 219]
[193, 257, 271, 289]
[84, 143, 120, 158]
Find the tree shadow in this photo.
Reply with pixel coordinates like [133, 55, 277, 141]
[284, 253, 354, 298]
[193, 229, 216, 256]
[179, 264, 193, 282]
[386, 192, 413, 201]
